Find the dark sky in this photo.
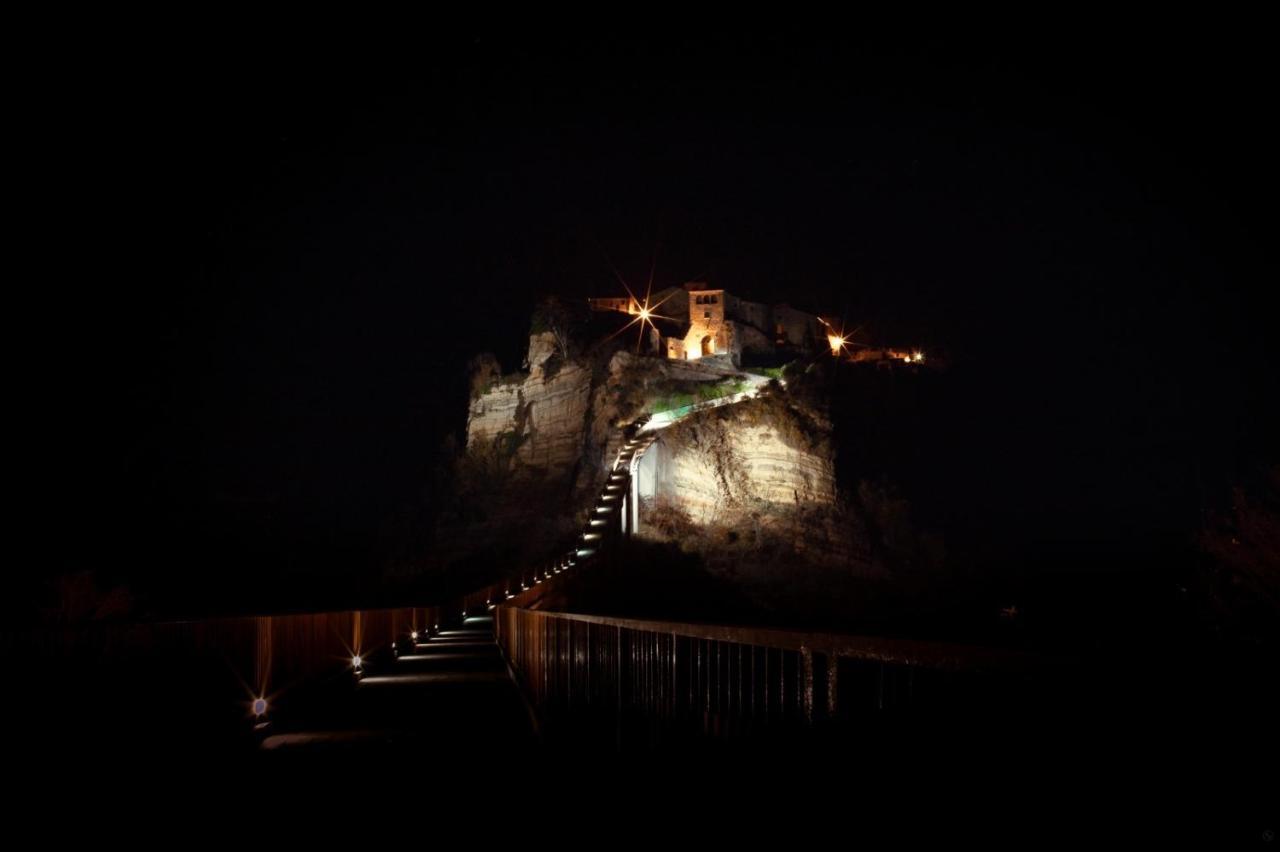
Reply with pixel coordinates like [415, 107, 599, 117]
[28, 28, 1277, 603]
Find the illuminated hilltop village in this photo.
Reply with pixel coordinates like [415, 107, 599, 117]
[589, 283, 827, 367]
[588, 282, 925, 367]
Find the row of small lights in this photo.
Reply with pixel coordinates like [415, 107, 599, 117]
[828, 334, 925, 365]
[504, 438, 639, 597]
[365, 432, 640, 696]
[251, 431, 650, 722]
[358, 618, 441, 676]
[250, 620, 444, 719]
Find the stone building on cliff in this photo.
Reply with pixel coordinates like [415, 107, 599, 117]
[588, 283, 825, 367]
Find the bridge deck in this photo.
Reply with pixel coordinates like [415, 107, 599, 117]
[258, 615, 537, 757]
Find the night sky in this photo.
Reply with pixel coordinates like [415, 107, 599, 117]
[28, 28, 1277, 611]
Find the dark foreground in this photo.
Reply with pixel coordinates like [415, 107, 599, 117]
[10, 600, 1277, 840]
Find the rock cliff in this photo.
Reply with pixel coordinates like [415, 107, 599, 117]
[435, 335, 664, 575]
[465, 358, 595, 475]
[641, 421, 836, 524]
[632, 388, 880, 618]
[457, 335, 854, 554]
[443, 330, 934, 620]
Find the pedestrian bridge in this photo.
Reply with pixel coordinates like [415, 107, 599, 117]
[11, 378, 1045, 757]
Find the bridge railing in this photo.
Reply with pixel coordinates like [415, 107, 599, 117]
[8, 602, 446, 746]
[495, 606, 1048, 748]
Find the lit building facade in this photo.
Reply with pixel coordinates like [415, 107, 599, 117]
[589, 283, 825, 366]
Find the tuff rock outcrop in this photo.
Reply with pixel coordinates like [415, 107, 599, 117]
[448, 332, 880, 594]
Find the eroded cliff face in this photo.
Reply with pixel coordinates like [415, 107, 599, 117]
[635, 393, 879, 613]
[464, 333, 657, 491]
[466, 358, 595, 474]
[436, 336, 663, 573]
[642, 422, 836, 524]
[463, 332, 769, 494]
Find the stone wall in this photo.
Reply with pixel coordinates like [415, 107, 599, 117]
[774, 304, 823, 351]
